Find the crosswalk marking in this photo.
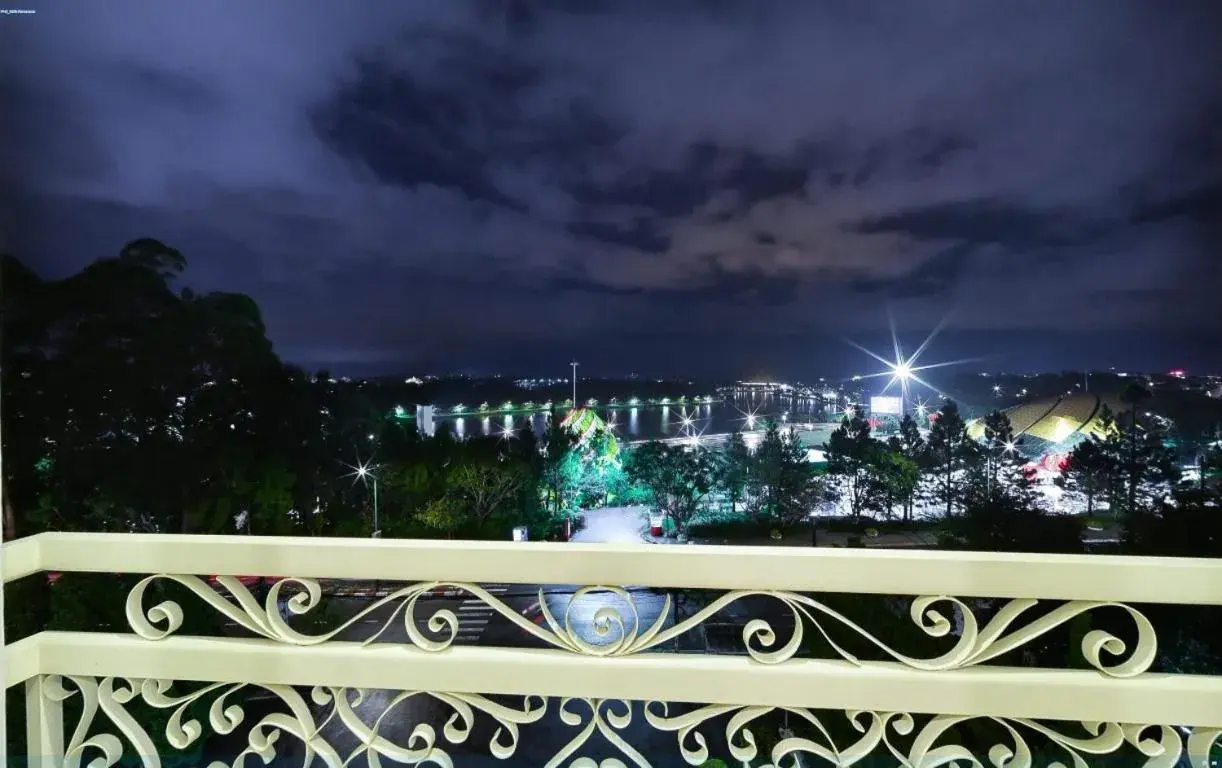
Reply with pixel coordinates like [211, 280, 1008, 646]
[458, 603, 492, 612]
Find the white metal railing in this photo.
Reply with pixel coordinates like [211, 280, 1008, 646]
[3, 532, 1222, 766]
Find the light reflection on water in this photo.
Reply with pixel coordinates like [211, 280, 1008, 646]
[430, 393, 842, 441]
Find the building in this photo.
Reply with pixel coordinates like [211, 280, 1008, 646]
[967, 392, 1128, 468]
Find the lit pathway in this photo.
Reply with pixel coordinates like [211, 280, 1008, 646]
[569, 505, 649, 543]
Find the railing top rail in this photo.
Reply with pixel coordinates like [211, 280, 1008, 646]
[7, 631, 1222, 727]
[5, 532, 1222, 604]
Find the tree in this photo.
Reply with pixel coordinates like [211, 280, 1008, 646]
[1060, 435, 1114, 517]
[890, 414, 926, 521]
[924, 400, 978, 518]
[875, 442, 920, 521]
[825, 414, 881, 522]
[1099, 403, 1177, 518]
[748, 422, 824, 525]
[720, 432, 751, 515]
[946, 494, 1083, 554]
[2, 241, 297, 537]
[625, 442, 716, 536]
[974, 410, 1037, 508]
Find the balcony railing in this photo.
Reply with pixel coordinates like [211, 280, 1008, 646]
[3, 532, 1222, 766]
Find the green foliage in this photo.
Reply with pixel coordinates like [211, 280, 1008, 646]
[719, 431, 751, 514]
[944, 494, 1083, 554]
[748, 422, 824, 525]
[625, 442, 717, 535]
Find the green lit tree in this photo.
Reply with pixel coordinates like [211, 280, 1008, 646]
[625, 442, 716, 536]
[891, 414, 926, 521]
[720, 431, 751, 515]
[876, 441, 920, 521]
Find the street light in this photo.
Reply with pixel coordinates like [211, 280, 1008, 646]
[350, 461, 380, 538]
[570, 361, 579, 406]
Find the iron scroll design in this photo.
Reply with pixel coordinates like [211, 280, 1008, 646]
[32, 675, 1222, 767]
[127, 575, 1157, 676]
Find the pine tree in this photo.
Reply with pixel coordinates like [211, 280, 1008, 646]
[1061, 434, 1113, 517]
[825, 413, 881, 522]
[925, 400, 978, 518]
[722, 431, 751, 515]
[1102, 401, 1177, 517]
[976, 410, 1036, 507]
[892, 414, 926, 521]
[749, 422, 822, 524]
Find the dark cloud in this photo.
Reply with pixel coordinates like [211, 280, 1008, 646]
[852, 243, 978, 299]
[851, 199, 1100, 250]
[4, 0, 1222, 375]
[1134, 184, 1222, 226]
[565, 219, 670, 254]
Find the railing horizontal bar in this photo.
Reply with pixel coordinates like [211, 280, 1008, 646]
[7, 532, 1222, 605]
[2, 536, 40, 582]
[10, 631, 1222, 727]
[2, 636, 38, 689]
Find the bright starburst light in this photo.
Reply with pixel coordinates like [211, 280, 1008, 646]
[342, 459, 378, 485]
[845, 313, 979, 406]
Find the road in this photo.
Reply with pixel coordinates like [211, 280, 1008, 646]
[268, 583, 756, 766]
[237, 509, 792, 765]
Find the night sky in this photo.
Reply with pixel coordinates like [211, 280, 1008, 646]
[4, 1, 1221, 378]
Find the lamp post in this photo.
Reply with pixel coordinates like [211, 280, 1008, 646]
[355, 463, 380, 538]
[570, 360, 579, 406]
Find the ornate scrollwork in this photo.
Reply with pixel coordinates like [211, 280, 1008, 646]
[127, 575, 1158, 676]
[645, 704, 1217, 768]
[29, 676, 1222, 768]
[38, 674, 546, 767]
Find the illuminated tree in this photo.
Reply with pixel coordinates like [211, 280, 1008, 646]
[825, 414, 882, 522]
[891, 414, 926, 521]
[625, 442, 716, 536]
[720, 431, 751, 515]
[749, 422, 823, 525]
[973, 410, 1037, 508]
[1060, 431, 1115, 517]
[924, 400, 979, 518]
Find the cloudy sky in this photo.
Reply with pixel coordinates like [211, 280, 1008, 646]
[3, 1, 1220, 377]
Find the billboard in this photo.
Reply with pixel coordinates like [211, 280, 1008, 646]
[870, 396, 903, 415]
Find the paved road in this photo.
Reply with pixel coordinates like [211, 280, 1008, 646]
[268, 583, 763, 766]
[571, 505, 650, 544]
[221, 510, 795, 765]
